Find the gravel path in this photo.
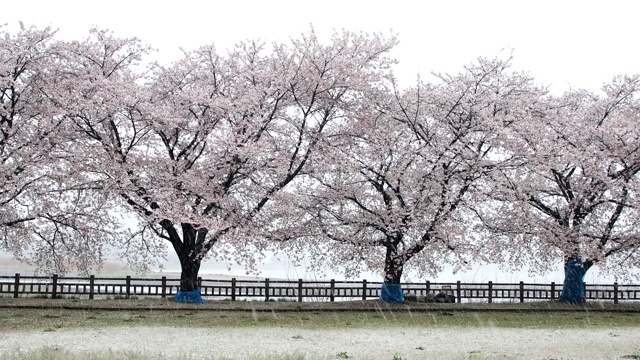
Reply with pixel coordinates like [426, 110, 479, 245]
[1, 326, 640, 359]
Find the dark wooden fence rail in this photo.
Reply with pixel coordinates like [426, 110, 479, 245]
[1, 274, 639, 304]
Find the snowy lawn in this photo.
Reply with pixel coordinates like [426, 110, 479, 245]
[1, 299, 640, 359]
[2, 326, 640, 360]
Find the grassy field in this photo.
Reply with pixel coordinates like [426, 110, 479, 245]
[2, 307, 640, 332]
[2, 298, 640, 360]
[1, 297, 640, 331]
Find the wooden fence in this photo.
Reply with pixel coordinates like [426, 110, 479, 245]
[1, 273, 639, 304]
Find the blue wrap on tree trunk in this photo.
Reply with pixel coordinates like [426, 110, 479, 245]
[175, 288, 206, 303]
[559, 258, 586, 304]
[380, 282, 404, 303]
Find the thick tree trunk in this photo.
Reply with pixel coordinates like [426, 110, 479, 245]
[383, 251, 404, 284]
[178, 254, 202, 292]
[383, 240, 406, 283]
[559, 257, 592, 304]
[380, 244, 405, 303]
[161, 220, 209, 294]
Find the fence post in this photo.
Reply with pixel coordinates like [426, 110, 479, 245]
[161, 276, 167, 298]
[614, 282, 619, 304]
[126, 275, 131, 299]
[265, 278, 270, 302]
[362, 279, 367, 301]
[584, 282, 587, 300]
[519, 281, 524, 303]
[13, 273, 20, 298]
[231, 278, 236, 301]
[426, 281, 431, 294]
[456, 281, 462, 303]
[89, 275, 95, 300]
[488, 281, 493, 304]
[197, 277, 202, 289]
[330, 279, 335, 302]
[52, 274, 58, 299]
[298, 279, 303, 302]
[551, 282, 555, 301]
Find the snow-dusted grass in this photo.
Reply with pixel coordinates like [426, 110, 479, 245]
[2, 303, 640, 331]
[2, 347, 317, 360]
[2, 300, 640, 359]
[3, 327, 640, 360]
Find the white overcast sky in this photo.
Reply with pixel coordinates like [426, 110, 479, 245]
[2, 1, 638, 281]
[2, 0, 639, 93]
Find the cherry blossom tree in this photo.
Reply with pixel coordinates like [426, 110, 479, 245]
[288, 57, 545, 301]
[478, 74, 640, 302]
[7, 23, 639, 306]
[1, 24, 56, 231]
[58, 28, 398, 297]
[0, 24, 124, 275]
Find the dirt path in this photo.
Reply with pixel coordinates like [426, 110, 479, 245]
[1, 326, 639, 359]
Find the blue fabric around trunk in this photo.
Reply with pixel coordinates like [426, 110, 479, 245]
[380, 283, 404, 303]
[175, 288, 206, 303]
[559, 258, 586, 303]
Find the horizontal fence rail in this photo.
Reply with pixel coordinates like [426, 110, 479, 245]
[1, 274, 639, 304]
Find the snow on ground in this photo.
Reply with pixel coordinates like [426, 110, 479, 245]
[1, 326, 639, 359]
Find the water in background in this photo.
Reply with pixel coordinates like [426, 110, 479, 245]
[0, 250, 626, 284]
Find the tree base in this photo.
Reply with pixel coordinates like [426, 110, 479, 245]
[379, 283, 404, 303]
[175, 288, 205, 303]
[559, 258, 586, 304]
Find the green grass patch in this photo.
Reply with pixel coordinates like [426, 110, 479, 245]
[0, 300, 639, 332]
[2, 298, 640, 329]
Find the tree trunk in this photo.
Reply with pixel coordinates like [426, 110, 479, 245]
[380, 243, 405, 303]
[383, 244, 404, 284]
[178, 253, 202, 292]
[161, 220, 209, 293]
[559, 257, 592, 304]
